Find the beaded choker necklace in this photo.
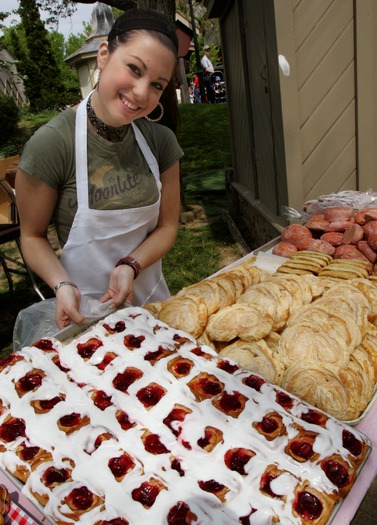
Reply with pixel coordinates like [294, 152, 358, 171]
[86, 96, 129, 142]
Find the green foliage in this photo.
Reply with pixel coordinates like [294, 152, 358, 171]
[188, 41, 221, 80]
[65, 31, 88, 55]
[10, 0, 67, 111]
[0, 92, 20, 145]
[176, 0, 190, 18]
[2, 4, 89, 109]
[165, 104, 237, 291]
[179, 103, 232, 178]
[112, 8, 124, 19]
[19, 107, 58, 129]
[48, 31, 82, 105]
[163, 225, 222, 294]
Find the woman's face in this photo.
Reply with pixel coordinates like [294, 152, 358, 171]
[94, 33, 176, 127]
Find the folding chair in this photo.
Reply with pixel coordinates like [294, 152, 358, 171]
[0, 179, 45, 300]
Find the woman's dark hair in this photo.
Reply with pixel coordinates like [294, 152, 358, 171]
[107, 8, 178, 57]
[152, 78, 180, 137]
[107, 7, 180, 136]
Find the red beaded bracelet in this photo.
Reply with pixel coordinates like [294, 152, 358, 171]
[115, 256, 141, 279]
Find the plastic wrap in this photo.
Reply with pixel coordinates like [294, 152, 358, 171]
[281, 190, 377, 223]
[12, 296, 114, 352]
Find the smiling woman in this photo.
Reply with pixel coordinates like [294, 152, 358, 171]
[13, 6, 184, 343]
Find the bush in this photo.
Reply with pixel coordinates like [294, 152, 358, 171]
[0, 93, 20, 145]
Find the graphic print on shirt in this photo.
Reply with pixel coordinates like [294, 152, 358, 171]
[67, 162, 159, 211]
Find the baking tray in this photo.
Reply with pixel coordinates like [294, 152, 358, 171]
[252, 236, 281, 255]
[53, 302, 132, 344]
[249, 247, 377, 427]
[327, 436, 372, 524]
[347, 388, 377, 426]
[53, 315, 108, 343]
[0, 435, 372, 525]
[0, 466, 54, 524]
[1, 303, 374, 525]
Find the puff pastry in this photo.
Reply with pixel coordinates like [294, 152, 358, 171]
[360, 323, 377, 381]
[282, 361, 350, 420]
[209, 275, 238, 308]
[176, 280, 221, 316]
[219, 339, 283, 384]
[351, 278, 377, 321]
[157, 294, 208, 338]
[206, 303, 274, 342]
[278, 321, 351, 368]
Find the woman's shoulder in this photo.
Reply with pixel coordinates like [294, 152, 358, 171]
[133, 119, 183, 172]
[20, 108, 76, 185]
[41, 107, 76, 134]
[133, 118, 181, 154]
[23, 108, 76, 158]
[133, 118, 177, 142]
[27, 108, 75, 145]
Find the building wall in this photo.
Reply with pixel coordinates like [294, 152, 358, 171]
[206, 0, 377, 248]
[0, 49, 27, 105]
[276, 0, 358, 210]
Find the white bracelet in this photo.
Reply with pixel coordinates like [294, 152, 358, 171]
[53, 281, 78, 295]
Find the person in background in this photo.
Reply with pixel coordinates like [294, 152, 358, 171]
[193, 74, 201, 103]
[201, 44, 215, 103]
[188, 84, 194, 103]
[15, 7, 183, 330]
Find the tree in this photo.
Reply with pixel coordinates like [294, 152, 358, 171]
[48, 31, 87, 105]
[10, 0, 67, 111]
[2, 22, 89, 109]
[0, 92, 20, 144]
[38, 0, 176, 24]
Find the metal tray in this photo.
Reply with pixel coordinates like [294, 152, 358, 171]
[249, 247, 377, 426]
[326, 437, 372, 524]
[252, 236, 282, 255]
[53, 315, 107, 343]
[347, 387, 377, 426]
[0, 466, 53, 524]
[0, 300, 374, 525]
[0, 439, 371, 525]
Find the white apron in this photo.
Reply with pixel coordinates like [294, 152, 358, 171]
[59, 93, 170, 306]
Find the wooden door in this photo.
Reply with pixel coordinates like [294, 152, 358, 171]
[242, 0, 286, 214]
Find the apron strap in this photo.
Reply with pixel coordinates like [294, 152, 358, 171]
[74, 94, 162, 209]
[131, 122, 161, 191]
[75, 92, 92, 209]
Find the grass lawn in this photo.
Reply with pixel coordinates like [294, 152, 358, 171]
[0, 102, 243, 354]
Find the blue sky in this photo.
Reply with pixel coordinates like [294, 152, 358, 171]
[2, 0, 94, 38]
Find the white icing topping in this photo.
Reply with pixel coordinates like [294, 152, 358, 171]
[0, 307, 370, 524]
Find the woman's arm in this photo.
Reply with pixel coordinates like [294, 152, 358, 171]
[100, 160, 180, 306]
[16, 169, 86, 327]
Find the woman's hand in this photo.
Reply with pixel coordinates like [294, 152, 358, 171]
[99, 264, 135, 307]
[55, 286, 86, 329]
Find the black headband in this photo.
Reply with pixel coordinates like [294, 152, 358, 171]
[108, 16, 178, 54]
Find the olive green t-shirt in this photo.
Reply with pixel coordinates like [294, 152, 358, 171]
[19, 108, 183, 246]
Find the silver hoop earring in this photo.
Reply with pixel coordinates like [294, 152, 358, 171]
[145, 102, 164, 123]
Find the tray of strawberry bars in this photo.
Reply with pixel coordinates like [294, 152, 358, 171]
[0, 305, 372, 525]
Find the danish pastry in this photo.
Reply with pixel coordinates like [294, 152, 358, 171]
[0, 307, 370, 525]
